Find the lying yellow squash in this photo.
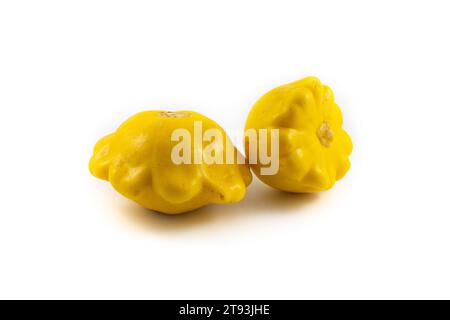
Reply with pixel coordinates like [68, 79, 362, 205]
[245, 77, 353, 192]
[90, 110, 252, 214]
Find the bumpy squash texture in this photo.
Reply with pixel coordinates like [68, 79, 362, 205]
[245, 77, 353, 192]
[90, 111, 252, 214]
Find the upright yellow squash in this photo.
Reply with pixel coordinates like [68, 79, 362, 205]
[245, 77, 353, 192]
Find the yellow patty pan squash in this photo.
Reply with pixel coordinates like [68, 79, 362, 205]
[245, 77, 353, 192]
[90, 110, 252, 214]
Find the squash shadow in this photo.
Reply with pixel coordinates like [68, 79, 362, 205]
[120, 179, 319, 233]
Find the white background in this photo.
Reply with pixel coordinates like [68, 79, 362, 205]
[1, 0, 449, 299]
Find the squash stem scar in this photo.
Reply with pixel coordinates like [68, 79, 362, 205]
[317, 121, 333, 147]
[159, 111, 190, 118]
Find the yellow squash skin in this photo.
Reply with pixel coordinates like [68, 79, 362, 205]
[90, 111, 252, 214]
[245, 77, 353, 192]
